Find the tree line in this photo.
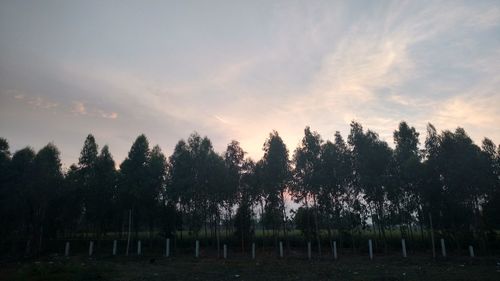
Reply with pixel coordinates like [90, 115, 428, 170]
[0, 121, 499, 256]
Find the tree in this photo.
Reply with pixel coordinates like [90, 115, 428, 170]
[0, 138, 12, 244]
[93, 145, 117, 236]
[77, 134, 99, 236]
[260, 131, 290, 249]
[146, 145, 167, 240]
[293, 126, 323, 254]
[391, 122, 422, 239]
[348, 122, 393, 251]
[31, 143, 64, 253]
[319, 132, 356, 251]
[119, 134, 151, 240]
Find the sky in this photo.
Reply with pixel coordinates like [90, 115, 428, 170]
[1, 0, 499, 168]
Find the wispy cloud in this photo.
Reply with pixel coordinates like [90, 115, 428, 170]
[1, 1, 499, 165]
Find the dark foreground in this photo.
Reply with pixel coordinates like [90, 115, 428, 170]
[2, 255, 500, 281]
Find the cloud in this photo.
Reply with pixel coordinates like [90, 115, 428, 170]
[100, 111, 118, 119]
[2, 1, 498, 166]
[6, 90, 60, 110]
[71, 101, 87, 115]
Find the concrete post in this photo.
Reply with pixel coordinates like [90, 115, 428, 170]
[112, 240, 117, 256]
[279, 241, 283, 258]
[333, 241, 338, 260]
[137, 240, 142, 256]
[223, 244, 227, 259]
[368, 239, 373, 260]
[440, 238, 446, 257]
[166, 238, 170, 257]
[89, 241, 94, 257]
[252, 242, 256, 259]
[468, 245, 474, 258]
[64, 241, 70, 257]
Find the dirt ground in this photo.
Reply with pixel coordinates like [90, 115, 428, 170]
[2, 254, 500, 281]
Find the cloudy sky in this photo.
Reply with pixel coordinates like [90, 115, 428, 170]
[1, 0, 499, 168]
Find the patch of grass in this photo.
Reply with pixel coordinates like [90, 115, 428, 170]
[8, 259, 112, 281]
[4, 255, 500, 281]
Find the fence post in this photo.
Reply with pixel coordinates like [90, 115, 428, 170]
[440, 238, 446, 257]
[64, 241, 70, 257]
[223, 244, 227, 259]
[333, 241, 338, 260]
[252, 242, 256, 259]
[402, 238, 407, 258]
[368, 239, 373, 260]
[279, 241, 283, 258]
[137, 240, 142, 256]
[112, 240, 117, 256]
[89, 241, 94, 257]
[468, 245, 474, 258]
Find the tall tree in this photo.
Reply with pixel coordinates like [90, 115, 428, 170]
[31, 143, 64, 253]
[293, 126, 323, 254]
[348, 122, 393, 251]
[391, 122, 422, 239]
[119, 134, 151, 239]
[260, 131, 290, 249]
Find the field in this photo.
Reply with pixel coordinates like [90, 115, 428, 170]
[2, 254, 500, 281]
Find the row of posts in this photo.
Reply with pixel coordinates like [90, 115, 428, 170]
[64, 238, 476, 259]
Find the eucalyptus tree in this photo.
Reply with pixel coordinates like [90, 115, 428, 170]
[391, 122, 422, 239]
[348, 122, 393, 250]
[0, 138, 12, 244]
[260, 131, 290, 246]
[482, 140, 500, 229]
[119, 134, 151, 238]
[234, 158, 258, 251]
[432, 128, 492, 249]
[7, 147, 36, 252]
[168, 133, 226, 239]
[77, 134, 99, 235]
[168, 139, 193, 239]
[293, 126, 323, 254]
[93, 145, 118, 236]
[187, 133, 220, 237]
[223, 140, 245, 249]
[319, 132, 357, 249]
[31, 143, 64, 253]
[143, 145, 167, 240]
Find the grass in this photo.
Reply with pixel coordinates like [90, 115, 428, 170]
[2, 254, 500, 281]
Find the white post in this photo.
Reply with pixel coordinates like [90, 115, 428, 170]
[195, 240, 200, 258]
[252, 242, 256, 260]
[112, 240, 117, 256]
[64, 241, 70, 257]
[279, 241, 283, 258]
[89, 241, 94, 257]
[223, 244, 227, 259]
[166, 238, 170, 257]
[401, 238, 407, 258]
[468, 245, 474, 258]
[368, 239, 373, 260]
[137, 240, 142, 256]
[440, 238, 446, 257]
[307, 241, 312, 260]
[333, 241, 338, 260]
